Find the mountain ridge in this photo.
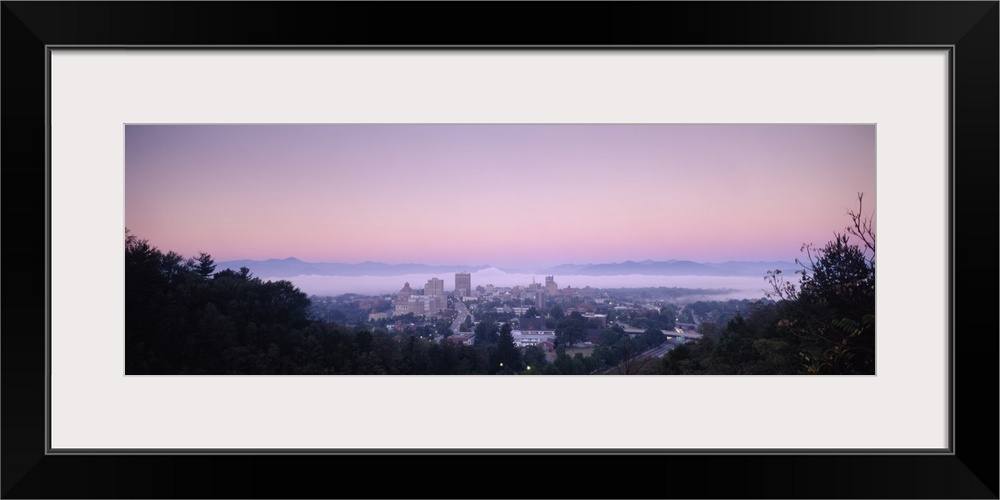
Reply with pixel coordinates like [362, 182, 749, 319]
[215, 258, 798, 278]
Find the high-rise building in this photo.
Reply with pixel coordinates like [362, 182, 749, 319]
[394, 282, 417, 316]
[455, 272, 471, 297]
[545, 275, 558, 293]
[424, 277, 446, 312]
[394, 281, 445, 317]
[397, 282, 413, 300]
[425, 277, 444, 296]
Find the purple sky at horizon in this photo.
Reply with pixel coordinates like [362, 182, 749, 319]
[124, 124, 875, 269]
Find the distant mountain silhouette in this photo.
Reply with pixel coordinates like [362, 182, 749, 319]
[214, 258, 491, 278]
[539, 259, 797, 277]
[216, 258, 796, 278]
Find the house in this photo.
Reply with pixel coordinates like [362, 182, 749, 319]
[445, 334, 474, 345]
[511, 329, 556, 348]
[585, 327, 602, 344]
[519, 317, 547, 331]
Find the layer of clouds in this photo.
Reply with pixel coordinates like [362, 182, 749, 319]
[266, 268, 775, 301]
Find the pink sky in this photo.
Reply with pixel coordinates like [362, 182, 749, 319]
[124, 124, 875, 269]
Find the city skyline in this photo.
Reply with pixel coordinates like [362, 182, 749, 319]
[125, 124, 876, 268]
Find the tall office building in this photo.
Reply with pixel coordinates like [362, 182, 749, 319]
[425, 277, 444, 296]
[455, 272, 472, 297]
[545, 275, 558, 293]
[424, 277, 446, 312]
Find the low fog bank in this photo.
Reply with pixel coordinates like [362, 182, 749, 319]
[264, 268, 775, 302]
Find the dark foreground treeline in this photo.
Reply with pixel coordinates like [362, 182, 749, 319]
[660, 271, 875, 375]
[661, 196, 876, 375]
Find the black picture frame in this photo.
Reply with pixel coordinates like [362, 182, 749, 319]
[2, 2, 996, 498]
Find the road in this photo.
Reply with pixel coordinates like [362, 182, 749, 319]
[597, 340, 684, 374]
[619, 325, 703, 340]
[646, 340, 682, 358]
[450, 297, 473, 334]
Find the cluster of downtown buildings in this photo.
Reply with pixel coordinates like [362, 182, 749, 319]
[391, 272, 560, 318]
[384, 272, 615, 349]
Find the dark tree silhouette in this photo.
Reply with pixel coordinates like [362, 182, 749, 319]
[765, 193, 876, 374]
[555, 311, 588, 347]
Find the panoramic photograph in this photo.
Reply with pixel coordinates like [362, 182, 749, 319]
[124, 124, 875, 375]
